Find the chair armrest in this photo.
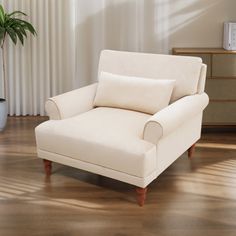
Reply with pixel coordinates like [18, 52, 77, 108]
[45, 83, 98, 120]
[143, 93, 209, 144]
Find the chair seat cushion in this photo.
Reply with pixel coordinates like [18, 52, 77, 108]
[35, 107, 157, 178]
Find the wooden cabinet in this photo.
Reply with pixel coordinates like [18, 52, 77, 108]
[173, 48, 236, 126]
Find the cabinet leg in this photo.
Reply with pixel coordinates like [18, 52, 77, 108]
[188, 143, 196, 158]
[136, 187, 147, 206]
[43, 159, 52, 176]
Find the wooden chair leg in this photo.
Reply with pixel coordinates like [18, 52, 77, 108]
[136, 187, 147, 206]
[188, 143, 196, 158]
[43, 159, 52, 176]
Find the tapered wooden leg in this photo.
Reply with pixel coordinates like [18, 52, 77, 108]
[136, 187, 147, 206]
[188, 143, 196, 158]
[43, 159, 52, 176]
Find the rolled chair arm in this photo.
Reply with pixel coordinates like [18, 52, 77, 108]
[45, 83, 98, 120]
[143, 93, 209, 144]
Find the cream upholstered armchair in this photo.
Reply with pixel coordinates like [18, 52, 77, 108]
[35, 50, 209, 206]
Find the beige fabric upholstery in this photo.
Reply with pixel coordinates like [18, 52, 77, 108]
[143, 93, 209, 144]
[37, 149, 158, 188]
[45, 83, 98, 120]
[197, 64, 207, 94]
[36, 112, 203, 188]
[98, 50, 203, 102]
[35, 50, 209, 188]
[156, 113, 203, 177]
[36, 107, 156, 178]
[94, 72, 175, 114]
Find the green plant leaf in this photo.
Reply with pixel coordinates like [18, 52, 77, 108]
[0, 26, 5, 46]
[6, 27, 17, 44]
[14, 28, 24, 45]
[12, 24, 26, 45]
[8, 11, 27, 17]
[15, 19, 36, 35]
[0, 4, 36, 47]
[0, 26, 5, 38]
[0, 5, 4, 15]
[0, 5, 5, 26]
[13, 23, 27, 37]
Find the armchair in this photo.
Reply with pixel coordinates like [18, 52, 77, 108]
[35, 50, 209, 206]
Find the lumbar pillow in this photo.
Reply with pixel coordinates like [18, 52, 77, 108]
[94, 72, 175, 114]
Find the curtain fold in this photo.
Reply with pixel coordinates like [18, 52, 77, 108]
[0, 0, 169, 115]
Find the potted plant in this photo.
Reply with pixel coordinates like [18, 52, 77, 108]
[0, 4, 36, 131]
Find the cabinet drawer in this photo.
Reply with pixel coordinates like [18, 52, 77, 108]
[212, 54, 236, 77]
[203, 102, 236, 124]
[205, 79, 236, 100]
[181, 54, 211, 77]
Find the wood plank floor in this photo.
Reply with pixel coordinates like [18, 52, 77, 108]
[0, 117, 236, 236]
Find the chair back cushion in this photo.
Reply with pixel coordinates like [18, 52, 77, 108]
[98, 50, 203, 102]
[94, 72, 175, 115]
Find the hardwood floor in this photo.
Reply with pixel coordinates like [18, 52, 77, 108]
[0, 117, 236, 236]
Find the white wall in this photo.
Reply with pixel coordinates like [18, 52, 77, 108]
[139, 0, 236, 53]
[168, 0, 236, 50]
[73, 0, 236, 88]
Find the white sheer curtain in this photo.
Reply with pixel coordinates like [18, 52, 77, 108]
[0, 0, 169, 115]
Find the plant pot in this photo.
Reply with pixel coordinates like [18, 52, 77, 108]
[0, 99, 7, 131]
